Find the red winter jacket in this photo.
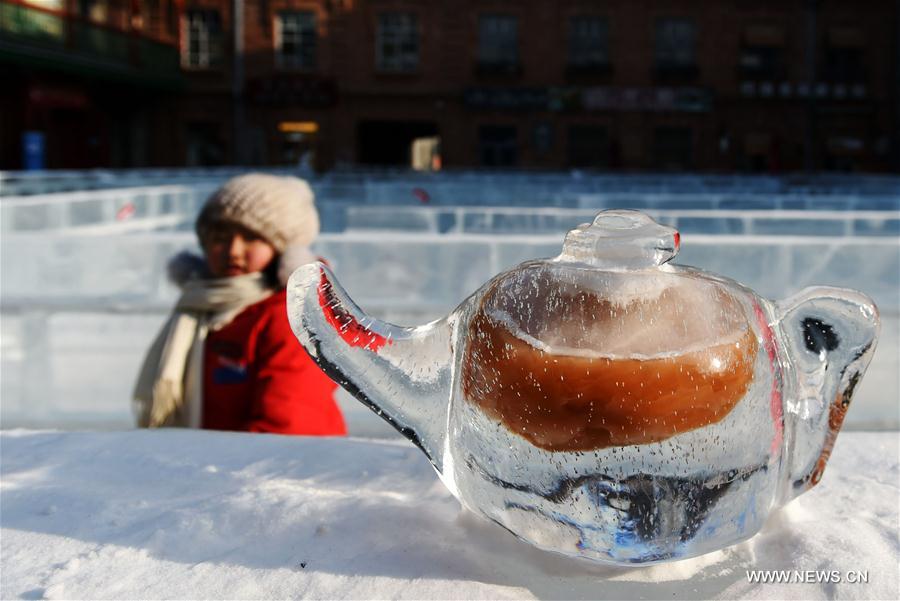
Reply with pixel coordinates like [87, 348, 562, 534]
[201, 289, 347, 436]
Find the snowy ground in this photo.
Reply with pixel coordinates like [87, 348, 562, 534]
[1, 429, 897, 600]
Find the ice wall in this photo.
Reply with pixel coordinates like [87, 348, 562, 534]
[4, 174, 898, 234]
[2, 229, 897, 434]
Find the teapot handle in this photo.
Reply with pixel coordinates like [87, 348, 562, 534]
[774, 286, 879, 502]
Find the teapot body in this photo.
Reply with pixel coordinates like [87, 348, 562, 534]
[441, 264, 784, 564]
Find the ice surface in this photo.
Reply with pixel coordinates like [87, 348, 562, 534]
[1, 429, 897, 600]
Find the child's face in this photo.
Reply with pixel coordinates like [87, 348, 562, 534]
[204, 222, 276, 278]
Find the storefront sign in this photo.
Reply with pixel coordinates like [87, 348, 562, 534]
[463, 86, 711, 112]
[581, 87, 711, 112]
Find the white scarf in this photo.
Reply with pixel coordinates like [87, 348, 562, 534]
[133, 273, 273, 428]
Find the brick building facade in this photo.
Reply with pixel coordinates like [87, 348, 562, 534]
[1, 0, 185, 169]
[3, 0, 898, 172]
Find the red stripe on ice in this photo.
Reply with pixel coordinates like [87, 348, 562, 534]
[317, 269, 390, 351]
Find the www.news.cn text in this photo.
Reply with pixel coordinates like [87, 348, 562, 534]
[746, 570, 869, 584]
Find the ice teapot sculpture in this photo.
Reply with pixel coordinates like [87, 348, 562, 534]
[287, 210, 879, 565]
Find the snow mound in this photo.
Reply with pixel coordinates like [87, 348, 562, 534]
[1, 430, 897, 600]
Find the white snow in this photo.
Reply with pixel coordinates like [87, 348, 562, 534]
[2, 429, 897, 600]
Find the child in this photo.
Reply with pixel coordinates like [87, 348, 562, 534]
[133, 173, 347, 436]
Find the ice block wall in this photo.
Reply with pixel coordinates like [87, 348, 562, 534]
[2, 171, 897, 433]
[2, 226, 897, 434]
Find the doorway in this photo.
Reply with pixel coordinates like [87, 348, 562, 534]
[357, 120, 439, 166]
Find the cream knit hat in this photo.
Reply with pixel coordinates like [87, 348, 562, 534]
[195, 173, 320, 253]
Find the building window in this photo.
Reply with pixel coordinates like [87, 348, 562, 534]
[655, 19, 696, 80]
[739, 47, 784, 80]
[78, 0, 106, 22]
[182, 9, 223, 68]
[568, 126, 610, 168]
[533, 122, 554, 156]
[568, 17, 609, 68]
[653, 127, 693, 170]
[739, 24, 786, 81]
[825, 46, 864, 83]
[479, 125, 517, 166]
[275, 11, 316, 69]
[824, 27, 865, 83]
[478, 15, 518, 69]
[376, 13, 418, 72]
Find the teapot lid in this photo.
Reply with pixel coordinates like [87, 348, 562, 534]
[558, 210, 680, 270]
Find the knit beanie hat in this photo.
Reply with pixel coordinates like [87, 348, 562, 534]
[195, 173, 320, 254]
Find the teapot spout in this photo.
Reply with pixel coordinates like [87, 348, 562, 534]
[775, 287, 880, 502]
[287, 263, 453, 470]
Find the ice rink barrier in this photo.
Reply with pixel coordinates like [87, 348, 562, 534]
[2, 230, 897, 434]
[4, 171, 899, 234]
[3, 189, 899, 235]
[4, 168, 900, 198]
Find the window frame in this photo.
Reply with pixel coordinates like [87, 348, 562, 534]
[823, 30, 866, 84]
[568, 16, 610, 68]
[654, 18, 696, 69]
[738, 23, 787, 81]
[375, 12, 420, 73]
[739, 45, 785, 80]
[181, 8, 223, 69]
[653, 18, 698, 82]
[274, 10, 317, 70]
[477, 14, 519, 67]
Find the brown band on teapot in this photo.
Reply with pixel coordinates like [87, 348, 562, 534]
[461, 282, 759, 452]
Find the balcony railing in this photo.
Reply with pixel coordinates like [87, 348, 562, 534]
[0, 0, 182, 88]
